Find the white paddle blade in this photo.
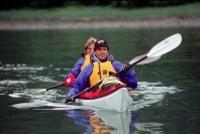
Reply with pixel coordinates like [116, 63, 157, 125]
[147, 33, 182, 57]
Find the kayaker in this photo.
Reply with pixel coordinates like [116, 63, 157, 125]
[63, 37, 97, 87]
[65, 39, 138, 102]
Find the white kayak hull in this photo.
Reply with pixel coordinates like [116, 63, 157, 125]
[76, 88, 133, 112]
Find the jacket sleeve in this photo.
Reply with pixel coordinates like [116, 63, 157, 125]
[112, 60, 138, 89]
[67, 64, 93, 96]
[65, 57, 84, 79]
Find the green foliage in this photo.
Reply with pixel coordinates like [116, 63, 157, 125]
[0, 3, 199, 21]
[0, 0, 199, 10]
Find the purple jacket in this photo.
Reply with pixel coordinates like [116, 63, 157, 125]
[65, 56, 85, 79]
[67, 59, 138, 96]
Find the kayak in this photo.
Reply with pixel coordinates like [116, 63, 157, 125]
[76, 77, 133, 112]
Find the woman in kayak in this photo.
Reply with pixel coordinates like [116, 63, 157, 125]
[66, 39, 138, 102]
[63, 37, 97, 87]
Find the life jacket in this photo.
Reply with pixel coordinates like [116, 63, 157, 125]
[81, 54, 91, 71]
[89, 61, 116, 86]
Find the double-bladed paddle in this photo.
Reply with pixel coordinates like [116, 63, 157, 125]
[128, 33, 182, 66]
[65, 33, 182, 102]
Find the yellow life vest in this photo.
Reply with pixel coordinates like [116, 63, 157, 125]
[89, 61, 116, 86]
[81, 54, 91, 71]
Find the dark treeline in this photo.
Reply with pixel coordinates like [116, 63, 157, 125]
[0, 0, 199, 10]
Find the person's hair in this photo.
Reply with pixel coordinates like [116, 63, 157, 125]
[84, 37, 97, 50]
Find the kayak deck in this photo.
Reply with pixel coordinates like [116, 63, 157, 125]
[78, 83, 126, 100]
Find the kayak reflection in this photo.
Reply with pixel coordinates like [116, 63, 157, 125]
[65, 109, 138, 134]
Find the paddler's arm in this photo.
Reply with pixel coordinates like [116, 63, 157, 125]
[65, 56, 85, 78]
[112, 60, 138, 89]
[67, 64, 93, 96]
[64, 57, 85, 87]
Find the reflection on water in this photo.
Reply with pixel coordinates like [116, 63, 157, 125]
[66, 110, 132, 134]
[66, 109, 164, 134]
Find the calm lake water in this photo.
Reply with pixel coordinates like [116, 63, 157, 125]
[0, 28, 199, 134]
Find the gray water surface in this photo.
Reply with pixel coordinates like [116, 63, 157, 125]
[0, 28, 199, 134]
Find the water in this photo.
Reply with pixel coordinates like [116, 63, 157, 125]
[0, 28, 200, 134]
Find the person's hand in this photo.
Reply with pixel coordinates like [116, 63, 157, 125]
[109, 71, 117, 76]
[63, 74, 76, 87]
[65, 95, 75, 103]
[64, 78, 73, 87]
[121, 63, 130, 72]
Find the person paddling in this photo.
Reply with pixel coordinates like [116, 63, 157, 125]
[63, 37, 97, 87]
[65, 39, 138, 102]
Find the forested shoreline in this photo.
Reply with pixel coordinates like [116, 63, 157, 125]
[1, 0, 199, 10]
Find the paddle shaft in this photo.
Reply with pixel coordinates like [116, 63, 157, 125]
[127, 55, 147, 70]
[46, 84, 64, 91]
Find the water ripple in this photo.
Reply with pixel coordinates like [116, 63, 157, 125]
[0, 80, 29, 85]
[0, 63, 45, 72]
[131, 81, 181, 110]
[31, 76, 58, 83]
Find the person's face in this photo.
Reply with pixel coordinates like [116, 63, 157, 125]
[86, 44, 94, 55]
[95, 47, 109, 61]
